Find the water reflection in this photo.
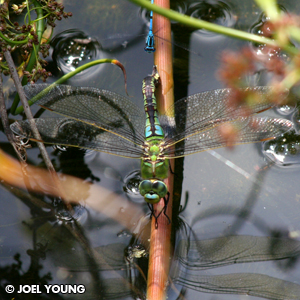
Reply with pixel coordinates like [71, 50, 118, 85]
[53, 147, 100, 183]
[0, 164, 146, 298]
[2, 1, 300, 299]
[171, 234, 300, 299]
[250, 9, 289, 60]
[171, 209, 300, 299]
[123, 170, 142, 198]
[276, 103, 297, 116]
[0, 152, 300, 299]
[51, 29, 103, 76]
[188, 0, 236, 36]
[263, 130, 300, 167]
[141, 0, 236, 39]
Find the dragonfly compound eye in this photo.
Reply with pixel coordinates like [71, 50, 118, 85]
[139, 180, 152, 196]
[152, 180, 168, 198]
[139, 180, 167, 204]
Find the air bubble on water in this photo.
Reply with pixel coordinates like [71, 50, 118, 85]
[123, 170, 142, 198]
[276, 104, 296, 116]
[263, 130, 300, 167]
[51, 29, 103, 76]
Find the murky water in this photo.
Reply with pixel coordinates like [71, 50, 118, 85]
[1, 0, 300, 299]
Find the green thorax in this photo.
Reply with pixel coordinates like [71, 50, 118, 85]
[141, 140, 169, 180]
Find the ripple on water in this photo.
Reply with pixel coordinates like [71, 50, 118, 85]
[51, 29, 103, 76]
[188, 0, 236, 37]
[140, 0, 236, 39]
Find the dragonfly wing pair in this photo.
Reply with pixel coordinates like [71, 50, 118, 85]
[10, 74, 294, 221]
[11, 84, 293, 159]
[158, 86, 293, 157]
[11, 84, 146, 158]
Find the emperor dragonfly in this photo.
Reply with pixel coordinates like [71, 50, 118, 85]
[11, 66, 293, 222]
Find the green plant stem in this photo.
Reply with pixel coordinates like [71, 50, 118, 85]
[33, 0, 44, 42]
[128, 0, 298, 55]
[26, 0, 32, 23]
[0, 31, 28, 45]
[10, 0, 45, 115]
[281, 69, 300, 90]
[14, 59, 118, 115]
[254, 0, 280, 20]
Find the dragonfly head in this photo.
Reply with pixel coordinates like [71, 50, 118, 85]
[139, 179, 168, 204]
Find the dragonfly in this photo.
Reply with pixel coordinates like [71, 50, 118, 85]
[144, 0, 155, 53]
[11, 66, 293, 224]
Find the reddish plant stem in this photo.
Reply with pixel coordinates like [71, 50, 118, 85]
[147, 0, 174, 299]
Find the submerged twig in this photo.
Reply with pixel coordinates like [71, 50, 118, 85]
[0, 73, 28, 163]
[4, 50, 68, 204]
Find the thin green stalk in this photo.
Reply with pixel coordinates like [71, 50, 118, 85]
[11, 0, 45, 114]
[0, 31, 28, 45]
[26, 0, 32, 23]
[14, 59, 119, 114]
[33, 0, 45, 42]
[254, 0, 280, 20]
[128, 0, 298, 55]
[280, 69, 300, 90]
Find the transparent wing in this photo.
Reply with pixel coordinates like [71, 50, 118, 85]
[11, 118, 144, 158]
[159, 86, 283, 144]
[163, 117, 293, 158]
[23, 84, 145, 146]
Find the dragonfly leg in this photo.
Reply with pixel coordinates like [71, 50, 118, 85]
[154, 193, 171, 227]
[169, 163, 175, 174]
[162, 193, 171, 224]
[147, 193, 171, 229]
[147, 203, 159, 228]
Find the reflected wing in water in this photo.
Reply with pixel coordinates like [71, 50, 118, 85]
[173, 272, 300, 299]
[172, 236, 300, 299]
[176, 236, 300, 269]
